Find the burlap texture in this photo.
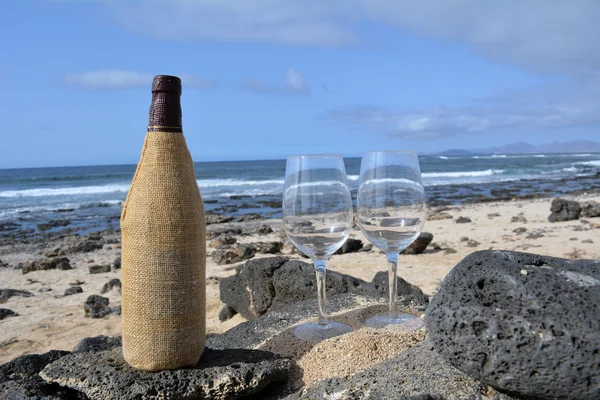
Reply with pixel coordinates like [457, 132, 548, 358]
[121, 131, 206, 371]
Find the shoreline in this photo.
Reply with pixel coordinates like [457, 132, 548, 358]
[1, 192, 599, 364]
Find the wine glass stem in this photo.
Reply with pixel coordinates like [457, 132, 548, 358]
[386, 253, 400, 321]
[314, 260, 329, 326]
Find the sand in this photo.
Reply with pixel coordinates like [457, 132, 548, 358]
[1, 194, 599, 365]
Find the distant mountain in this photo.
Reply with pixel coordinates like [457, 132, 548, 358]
[438, 140, 600, 155]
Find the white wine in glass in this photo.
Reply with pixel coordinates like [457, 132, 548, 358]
[283, 154, 354, 342]
[357, 150, 426, 330]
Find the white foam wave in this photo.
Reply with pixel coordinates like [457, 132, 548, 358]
[196, 179, 284, 187]
[577, 160, 600, 167]
[438, 156, 449, 160]
[0, 184, 130, 198]
[422, 169, 504, 178]
[347, 175, 359, 181]
[562, 167, 579, 172]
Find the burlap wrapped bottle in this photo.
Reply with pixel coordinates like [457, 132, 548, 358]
[121, 75, 206, 371]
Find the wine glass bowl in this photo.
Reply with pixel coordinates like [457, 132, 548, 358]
[283, 154, 355, 341]
[357, 150, 426, 330]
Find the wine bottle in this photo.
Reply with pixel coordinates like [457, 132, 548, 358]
[121, 75, 206, 371]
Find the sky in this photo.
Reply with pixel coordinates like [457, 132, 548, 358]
[2, 0, 600, 168]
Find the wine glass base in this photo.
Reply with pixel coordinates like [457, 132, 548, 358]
[294, 321, 354, 342]
[364, 313, 424, 331]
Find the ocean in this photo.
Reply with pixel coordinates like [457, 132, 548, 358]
[1, 153, 599, 236]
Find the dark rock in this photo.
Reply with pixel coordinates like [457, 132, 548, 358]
[64, 286, 83, 296]
[0, 222, 20, 232]
[44, 248, 60, 257]
[287, 341, 515, 400]
[205, 213, 234, 225]
[255, 241, 284, 254]
[0, 259, 8, 268]
[460, 236, 469, 242]
[56, 260, 72, 270]
[209, 234, 237, 248]
[0, 349, 85, 399]
[582, 239, 594, 244]
[455, 217, 471, 224]
[211, 244, 257, 265]
[244, 224, 273, 236]
[38, 287, 52, 293]
[257, 200, 282, 209]
[581, 201, 600, 218]
[427, 212, 453, 221]
[73, 335, 122, 353]
[37, 219, 70, 231]
[548, 198, 581, 222]
[510, 215, 527, 223]
[487, 213, 501, 218]
[40, 347, 293, 400]
[425, 250, 600, 400]
[84, 295, 110, 318]
[401, 233, 433, 255]
[88, 264, 111, 274]
[0, 308, 17, 320]
[59, 237, 104, 255]
[0, 288, 33, 303]
[220, 257, 428, 319]
[370, 271, 430, 312]
[335, 238, 364, 254]
[219, 305, 238, 322]
[237, 213, 262, 222]
[113, 256, 121, 269]
[466, 239, 480, 248]
[203, 199, 219, 204]
[444, 248, 457, 255]
[206, 226, 242, 240]
[512, 227, 527, 234]
[22, 257, 70, 274]
[100, 278, 121, 294]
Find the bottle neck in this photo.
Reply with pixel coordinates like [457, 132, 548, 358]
[148, 91, 182, 133]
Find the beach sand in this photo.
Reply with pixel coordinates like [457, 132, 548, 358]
[1, 194, 599, 364]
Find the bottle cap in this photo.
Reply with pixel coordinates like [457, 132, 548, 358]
[152, 75, 181, 93]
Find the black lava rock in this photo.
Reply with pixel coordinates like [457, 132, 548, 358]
[83, 295, 110, 318]
[56, 260, 72, 270]
[112, 256, 121, 269]
[581, 201, 600, 218]
[0, 288, 33, 303]
[64, 286, 83, 296]
[21, 257, 70, 274]
[220, 257, 428, 319]
[218, 305, 238, 322]
[401, 232, 434, 255]
[0, 308, 18, 320]
[425, 250, 600, 400]
[0, 349, 86, 399]
[88, 264, 111, 274]
[100, 278, 121, 294]
[548, 198, 581, 222]
[455, 217, 472, 224]
[334, 238, 364, 254]
[73, 336, 122, 353]
[40, 347, 292, 400]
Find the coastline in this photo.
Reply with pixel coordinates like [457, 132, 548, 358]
[1, 192, 599, 364]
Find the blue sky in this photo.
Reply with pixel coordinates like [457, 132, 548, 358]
[2, 0, 600, 168]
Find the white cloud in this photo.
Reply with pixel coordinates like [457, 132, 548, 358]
[63, 70, 217, 90]
[107, 0, 600, 77]
[327, 80, 600, 139]
[242, 68, 309, 96]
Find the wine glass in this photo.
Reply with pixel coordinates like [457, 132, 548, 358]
[283, 154, 355, 342]
[356, 150, 426, 330]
